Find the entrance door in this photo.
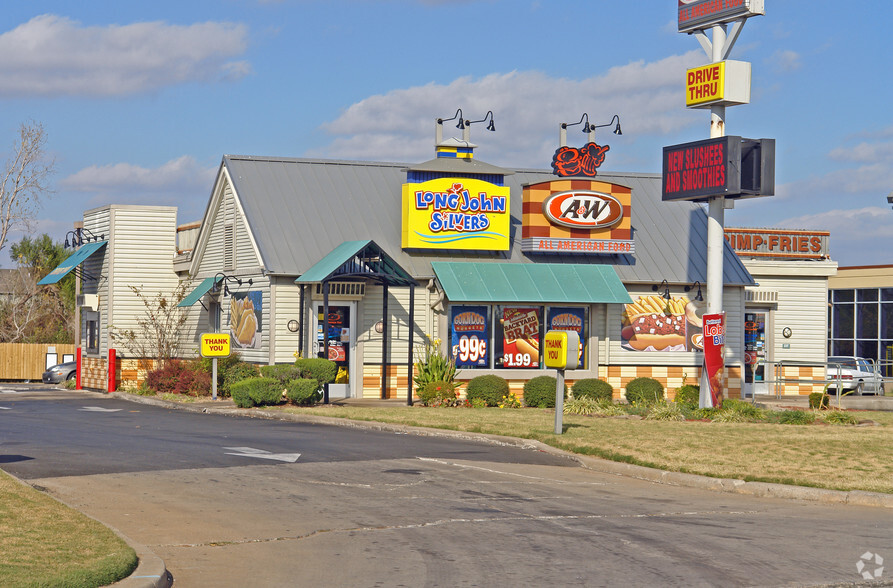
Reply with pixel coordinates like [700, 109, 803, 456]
[744, 311, 769, 396]
[314, 303, 356, 399]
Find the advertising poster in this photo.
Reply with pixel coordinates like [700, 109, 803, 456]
[702, 312, 725, 408]
[501, 307, 540, 368]
[317, 306, 349, 365]
[229, 291, 262, 349]
[451, 306, 489, 368]
[621, 294, 703, 352]
[548, 307, 586, 367]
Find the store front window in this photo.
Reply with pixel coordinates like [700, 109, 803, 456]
[449, 304, 587, 370]
[829, 287, 893, 369]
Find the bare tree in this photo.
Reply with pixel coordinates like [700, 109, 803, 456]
[0, 266, 71, 343]
[0, 122, 55, 254]
[109, 282, 191, 363]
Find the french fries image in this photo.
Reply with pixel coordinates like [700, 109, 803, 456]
[229, 296, 258, 346]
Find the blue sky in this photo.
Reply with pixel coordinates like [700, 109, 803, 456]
[1, 0, 891, 268]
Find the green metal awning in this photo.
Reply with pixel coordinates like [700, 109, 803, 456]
[295, 240, 416, 286]
[177, 276, 222, 307]
[431, 262, 632, 304]
[37, 241, 107, 285]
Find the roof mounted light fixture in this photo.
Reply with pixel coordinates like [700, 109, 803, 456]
[652, 279, 671, 300]
[559, 113, 621, 146]
[685, 281, 704, 302]
[435, 109, 464, 144]
[63, 227, 105, 249]
[213, 272, 253, 298]
[464, 110, 496, 132]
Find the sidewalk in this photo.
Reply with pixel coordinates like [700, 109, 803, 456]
[753, 393, 893, 412]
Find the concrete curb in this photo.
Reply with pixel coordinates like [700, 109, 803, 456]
[108, 391, 893, 510]
[108, 538, 173, 588]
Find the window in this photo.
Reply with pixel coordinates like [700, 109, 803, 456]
[448, 304, 588, 370]
[84, 311, 100, 354]
[829, 287, 888, 364]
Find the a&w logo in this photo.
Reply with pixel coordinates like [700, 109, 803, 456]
[542, 191, 623, 230]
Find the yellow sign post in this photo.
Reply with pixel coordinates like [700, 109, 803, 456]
[544, 330, 580, 434]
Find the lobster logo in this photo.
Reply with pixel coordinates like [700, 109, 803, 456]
[551, 142, 610, 177]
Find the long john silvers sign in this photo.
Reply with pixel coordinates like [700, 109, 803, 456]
[678, 0, 765, 33]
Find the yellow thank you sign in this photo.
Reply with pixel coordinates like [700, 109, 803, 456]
[200, 333, 231, 358]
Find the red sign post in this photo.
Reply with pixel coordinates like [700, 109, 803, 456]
[702, 312, 725, 408]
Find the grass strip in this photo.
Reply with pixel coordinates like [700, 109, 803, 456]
[0, 470, 137, 587]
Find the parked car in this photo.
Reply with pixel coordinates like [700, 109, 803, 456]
[42, 361, 77, 384]
[826, 356, 885, 396]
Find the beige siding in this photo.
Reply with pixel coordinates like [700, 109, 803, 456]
[361, 283, 428, 364]
[223, 275, 270, 364]
[272, 277, 303, 363]
[748, 275, 829, 363]
[101, 207, 180, 359]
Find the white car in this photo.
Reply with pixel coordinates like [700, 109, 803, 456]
[826, 356, 885, 396]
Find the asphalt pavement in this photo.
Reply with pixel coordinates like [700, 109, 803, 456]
[2, 384, 892, 587]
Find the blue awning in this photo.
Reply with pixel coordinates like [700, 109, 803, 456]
[37, 241, 107, 285]
[177, 276, 223, 307]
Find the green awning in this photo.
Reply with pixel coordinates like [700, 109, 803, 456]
[177, 276, 222, 307]
[295, 240, 415, 286]
[431, 262, 632, 304]
[37, 241, 107, 285]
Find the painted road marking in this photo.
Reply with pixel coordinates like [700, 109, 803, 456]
[223, 446, 301, 463]
[79, 407, 123, 413]
[0, 406, 11, 410]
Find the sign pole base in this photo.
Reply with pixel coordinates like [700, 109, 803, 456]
[554, 368, 565, 435]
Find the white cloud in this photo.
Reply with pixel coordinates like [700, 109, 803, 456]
[0, 15, 251, 97]
[59, 156, 216, 222]
[313, 51, 704, 167]
[778, 206, 893, 266]
[771, 49, 801, 72]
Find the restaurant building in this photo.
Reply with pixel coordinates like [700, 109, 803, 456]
[48, 129, 758, 401]
[724, 227, 837, 395]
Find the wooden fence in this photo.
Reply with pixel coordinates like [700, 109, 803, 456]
[0, 343, 77, 380]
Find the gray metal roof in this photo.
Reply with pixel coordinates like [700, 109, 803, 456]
[222, 155, 754, 286]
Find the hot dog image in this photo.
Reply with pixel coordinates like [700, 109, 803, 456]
[512, 336, 539, 364]
[622, 294, 696, 351]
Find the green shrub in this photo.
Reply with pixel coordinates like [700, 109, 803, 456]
[720, 398, 765, 420]
[624, 377, 664, 405]
[564, 396, 601, 415]
[295, 358, 337, 388]
[523, 376, 567, 408]
[469, 397, 488, 409]
[261, 364, 303, 384]
[230, 379, 255, 408]
[285, 378, 322, 406]
[645, 401, 685, 421]
[413, 335, 457, 392]
[674, 384, 700, 407]
[768, 409, 816, 425]
[820, 410, 859, 425]
[808, 392, 830, 410]
[418, 380, 459, 407]
[222, 362, 260, 398]
[465, 375, 510, 407]
[230, 377, 283, 408]
[690, 407, 718, 420]
[571, 378, 613, 402]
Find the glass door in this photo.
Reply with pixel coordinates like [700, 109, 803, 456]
[314, 303, 355, 399]
[744, 311, 768, 396]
